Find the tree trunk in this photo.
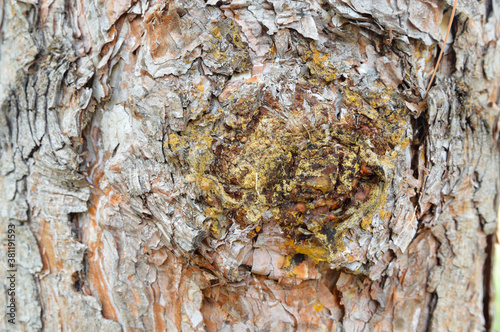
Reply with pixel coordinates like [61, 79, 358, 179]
[1, 0, 499, 331]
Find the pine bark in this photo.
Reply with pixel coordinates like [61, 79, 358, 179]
[1, 0, 499, 331]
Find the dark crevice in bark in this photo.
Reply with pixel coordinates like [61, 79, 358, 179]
[426, 292, 438, 332]
[79, 99, 96, 181]
[69, 213, 82, 242]
[74, 248, 91, 296]
[23, 173, 33, 224]
[72, 270, 85, 293]
[410, 114, 428, 179]
[0, 0, 5, 34]
[485, 0, 494, 21]
[1, 99, 12, 146]
[24, 140, 41, 161]
[336, 288, 346, 326]
[10, 95, 19, 145]
[161, 129, 167, 163]
[34, 273, 45, 331]
[483, 232, 495, 331]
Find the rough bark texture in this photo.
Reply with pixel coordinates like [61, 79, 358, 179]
[1, 0, 500, 331]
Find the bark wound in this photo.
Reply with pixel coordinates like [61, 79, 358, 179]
[173, 66, 407, 264]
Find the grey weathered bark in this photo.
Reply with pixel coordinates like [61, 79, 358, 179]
[1, 0, 499, 331]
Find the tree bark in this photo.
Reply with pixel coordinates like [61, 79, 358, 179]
[1, 0, 499, 331]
